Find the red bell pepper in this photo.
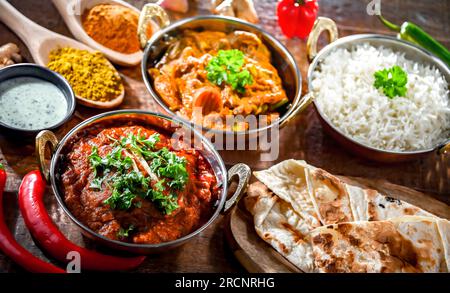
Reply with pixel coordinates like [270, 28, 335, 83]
[0, 164, 65, 273]
[18, 170, 146, 272]
[277, 0, 319, 39]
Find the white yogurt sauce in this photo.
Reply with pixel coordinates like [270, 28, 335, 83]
[0, 76, 68, 130]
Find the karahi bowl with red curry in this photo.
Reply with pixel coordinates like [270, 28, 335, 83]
[36, 110, 250, 254]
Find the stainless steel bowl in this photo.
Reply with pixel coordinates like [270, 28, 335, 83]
[0, 63, 75, 135]
[138, 6, 307, 136]
[305, 17, 450, 162]
[36, 110, 250, 254]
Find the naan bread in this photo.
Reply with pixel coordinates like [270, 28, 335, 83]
[310, 217, 448, 273]
[245, 160, 447, 273]
[436, 219, 450, 272]
[253, 160, 321, 228]
[244, 182, 315, 273]
[390, 216, 448, 272]
[346, 184, 437, 221]
[345, 184, 368, 221]
[306, 168, 354, 225]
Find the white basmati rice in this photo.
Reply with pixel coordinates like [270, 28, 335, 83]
[311, 43, 450, 151]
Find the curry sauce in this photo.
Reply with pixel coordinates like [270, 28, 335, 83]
[61, 125, 219, 244]
[149, 30, 288, 131]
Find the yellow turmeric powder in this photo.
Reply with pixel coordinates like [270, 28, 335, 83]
[47, 47, 123, 102]
[82, 4, 144, 54]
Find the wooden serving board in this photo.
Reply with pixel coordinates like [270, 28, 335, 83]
[225, 176, 450, 273]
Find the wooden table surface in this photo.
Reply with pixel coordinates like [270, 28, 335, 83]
[0, 0, 449, 273]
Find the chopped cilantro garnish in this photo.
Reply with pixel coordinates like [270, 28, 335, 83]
[147, 179, 179, 215]
[373, 65, 408, 99]
[120, 131, 160, 158]
[103, 171, 149, 210]
[88, 132, 187, 215]
[117, 225, 135, 238]
[148, 147, 188, 190]
[206, 49, 253, 93]
[88, 145, 133, 189]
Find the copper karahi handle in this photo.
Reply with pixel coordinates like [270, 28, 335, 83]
[223, 163, 251, 213]
[279, 92, 315, 128]
[138, 3, 170, 49]
[35, 130, 59, 182]
[307, 17, 339, 61]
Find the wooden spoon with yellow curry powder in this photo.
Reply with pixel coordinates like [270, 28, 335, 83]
[0, 0, 124, 109]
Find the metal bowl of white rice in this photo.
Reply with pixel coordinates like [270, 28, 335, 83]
[306, 18, 450, 162]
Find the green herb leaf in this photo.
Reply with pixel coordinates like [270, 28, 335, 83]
[120, 131, 160, 158]
[206, 49, 253, 93]
[90, 177, 104, 190]
[88, 145, 132, 190]
[117, 225, 135, 238]
[149, 147, 188, 190]
[88, 146, 102, 178]
[104, 171, 149, 210]
[373, 65, 408, 99]
[142, 133, 160, 149]
[146, 179, 179, 215]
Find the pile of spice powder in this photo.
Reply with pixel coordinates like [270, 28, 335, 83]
[47, 47, 123, 102]
[82, 4, 143, 54]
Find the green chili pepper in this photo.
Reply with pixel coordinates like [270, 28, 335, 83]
[378, 15, 450, 67]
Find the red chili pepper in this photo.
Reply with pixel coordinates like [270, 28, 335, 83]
[277, 0, 319, 39]
[18, 170, 146, 272]
[0, 165, 65, 273]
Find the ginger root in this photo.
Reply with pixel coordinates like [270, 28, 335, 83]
[0, 43, 22, 69]
[212, 0, 259, 24]
[159, 0, 189, 13]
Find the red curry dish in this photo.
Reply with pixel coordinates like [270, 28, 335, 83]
[149, 30, 289, 131]
[61, 125, 219, 244]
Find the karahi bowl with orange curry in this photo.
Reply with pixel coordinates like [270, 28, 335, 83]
[140, 15, 305, 134]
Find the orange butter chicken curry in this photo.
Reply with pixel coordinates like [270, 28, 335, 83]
[149, 30, 289, 131]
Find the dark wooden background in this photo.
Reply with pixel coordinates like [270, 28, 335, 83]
[0, 0, 449, 272]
